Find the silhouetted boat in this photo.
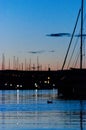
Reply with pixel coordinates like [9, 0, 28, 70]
[47, 100, 53, 104]
[57, 0, 86, 99]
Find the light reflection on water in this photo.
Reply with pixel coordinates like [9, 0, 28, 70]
[0, 89, 85, 130]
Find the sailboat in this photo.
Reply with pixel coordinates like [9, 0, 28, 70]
[57, 0, 86, 99]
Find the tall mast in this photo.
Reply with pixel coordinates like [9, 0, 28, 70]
[2, 53, 5, 70]
[80, 0, 84, 69]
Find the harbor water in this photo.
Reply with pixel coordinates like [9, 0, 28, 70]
[0, 89, 86, 130]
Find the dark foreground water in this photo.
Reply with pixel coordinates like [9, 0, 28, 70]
[0, 89, 85, 130]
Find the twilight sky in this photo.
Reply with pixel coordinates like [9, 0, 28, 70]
[0, 0, 85, 70]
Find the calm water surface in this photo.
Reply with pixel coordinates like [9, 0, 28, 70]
[0, 89, 85, 130]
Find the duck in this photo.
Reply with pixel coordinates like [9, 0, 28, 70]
[47, 100, 53, 104]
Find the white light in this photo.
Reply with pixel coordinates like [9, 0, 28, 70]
[48, 77, 50, 80]
[17, 85, 19, 87]
[10, 84, 12, 86]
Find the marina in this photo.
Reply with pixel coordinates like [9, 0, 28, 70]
[0, 0, 86, 99]
[0, 70, 57, 90]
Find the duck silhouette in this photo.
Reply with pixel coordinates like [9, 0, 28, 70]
[47, 100, 53, 104]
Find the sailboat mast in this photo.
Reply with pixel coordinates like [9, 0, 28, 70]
[80, 0, 84, 69]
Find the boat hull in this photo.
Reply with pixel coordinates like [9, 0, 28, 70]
[57, 69, 86, 99]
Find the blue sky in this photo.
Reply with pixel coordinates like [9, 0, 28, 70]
[0, 0, 84, 70]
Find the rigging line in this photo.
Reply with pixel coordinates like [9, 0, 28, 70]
[67, 34, 79, 69]
[80, 0, 84, 69]
[62, 8, 81, 70]
[82, 33, 86, 67]
[73, 36, 86, 68]
[73, 50, 80, 68]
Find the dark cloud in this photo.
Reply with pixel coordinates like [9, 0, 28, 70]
[46, 33, 71, 37]
[28, 50, 45, 54]
[49, 50, 55, 53]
